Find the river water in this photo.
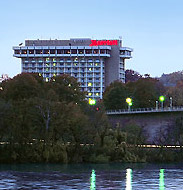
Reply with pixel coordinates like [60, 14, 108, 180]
[0, 163, 182, 189]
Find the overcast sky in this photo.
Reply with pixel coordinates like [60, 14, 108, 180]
[0, 0, 183, 78]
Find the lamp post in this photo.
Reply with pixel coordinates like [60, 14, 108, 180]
[156, 101, 158, 110]
[170, 97, 172, 109]
[126, 98, 132, 112]
[159, 96, 165, 110]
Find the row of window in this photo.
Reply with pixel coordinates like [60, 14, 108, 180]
[23, 58, 102, 62]
[23, 68, 104, 73]
[22, 63, 102, 67]
[15, 49, 110, 55]
[120, 50, 131, 56]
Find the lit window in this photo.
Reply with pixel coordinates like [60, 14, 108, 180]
[53, 58, 56, 62]
[46, 58, 50, 62]
[96, 93, 99, 96]
[53, 73, 56, 77]
[88, 83, 92, 87]
[44, 50, 49, 54]
[89, 68, 92, 71]
[46, 78, 49, 82]
[88, 93, 92, 96]
[39, 73, 42, 76]
[53, 63, 56, 67]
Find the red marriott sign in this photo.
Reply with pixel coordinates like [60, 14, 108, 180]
[89, 40, 118, 46]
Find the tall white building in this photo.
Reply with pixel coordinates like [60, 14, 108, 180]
[13, 38, 132, 99]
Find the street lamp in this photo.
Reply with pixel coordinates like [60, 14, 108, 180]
[159, 96, 165, 110]
[126, 98, 132, 111]
[170, 97, 173, 109]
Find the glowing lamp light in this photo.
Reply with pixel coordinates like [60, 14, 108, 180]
[126, 98, 132, 105]
[159, 96, 165, 102]
[89, 98, 96, 105]
[129, 102, 133, 106]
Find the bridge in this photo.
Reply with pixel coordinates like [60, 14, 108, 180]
[106, 106, 183, 115]
[106, 106, 183, 144]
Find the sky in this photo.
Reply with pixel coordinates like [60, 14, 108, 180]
[0, 0, 183, 78]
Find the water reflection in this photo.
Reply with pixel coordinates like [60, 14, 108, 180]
[126, 168, 132, 190]
[90, 169, 96, 190]
[159, 169, 165, 190]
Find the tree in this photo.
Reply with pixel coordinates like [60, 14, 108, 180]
[126, 78, 163, 108]
[49, 74, 86, 105]
[103, 81, 128, 110]
[125, 69, 142, 83]
[1, 73, 42, 101]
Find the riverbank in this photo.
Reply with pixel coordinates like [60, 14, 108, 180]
[1, 142, 183, 164]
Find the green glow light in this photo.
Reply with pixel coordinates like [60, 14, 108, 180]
[159, 96, 165, 102]
[90, 169, 96, 190]
[129, 102, 133, 106]
[159, 169, 165, 190]
[126, 168, 132, 190]
[89, 98, 96, 105]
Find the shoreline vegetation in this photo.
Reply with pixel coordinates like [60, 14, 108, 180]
[1, 73, 183, 164]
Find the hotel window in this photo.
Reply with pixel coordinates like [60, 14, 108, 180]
[78, 49, 84, 54]
[93, 49, 99, 54]
[85, 49, 92, 54]
[71, 49, 77, 54]
[29, 50, 34, 54]
[50, 49, 55, 54]
[36, 49, 43, 54]
[67, 58, 71, 62]
[15, 50, 20, 54]
[22, 50, 27, 54]
[64, 49, 70, 54]
[100, 49, 105, 54]
[57, 49, 64, 54]
[43, 49, 49, 54]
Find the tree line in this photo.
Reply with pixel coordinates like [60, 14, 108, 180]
[0, 72, 183, 163]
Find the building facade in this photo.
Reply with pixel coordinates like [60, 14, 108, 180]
[13, 38, 132, 99]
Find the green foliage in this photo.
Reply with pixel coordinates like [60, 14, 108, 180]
[103, 81, 128, 110]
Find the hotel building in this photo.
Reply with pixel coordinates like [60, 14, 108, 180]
[13, 38, 132, 99]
